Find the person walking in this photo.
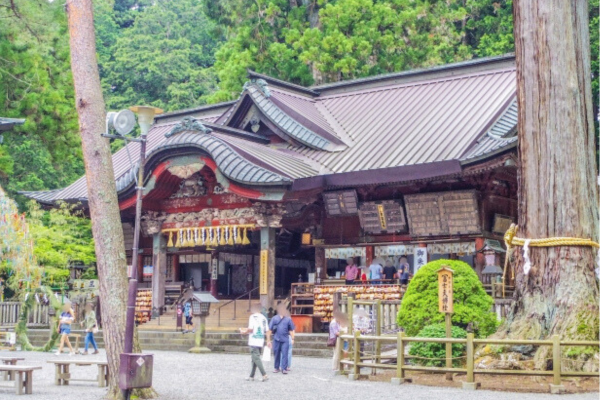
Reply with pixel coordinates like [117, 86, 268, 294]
[82, 303, 99, 355]
[268, 304, 295, 374]
[330, 311, 349, 371]
[343, 258, 359, 285]
[183, 301, 195, 333]
[281, 310, 293, 371]
[239, 303, 269, 382]
[55, 303, 76, 356]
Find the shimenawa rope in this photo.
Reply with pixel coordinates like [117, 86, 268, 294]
[502, 224, 600, 295]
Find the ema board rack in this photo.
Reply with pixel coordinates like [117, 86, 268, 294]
[135, 289, 152, 325]
[313, 284, 402, 322]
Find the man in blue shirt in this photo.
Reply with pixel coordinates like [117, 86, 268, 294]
[267, 304, 295, 374]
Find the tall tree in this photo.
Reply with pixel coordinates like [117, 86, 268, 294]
[65, 0, 129, 397]
[501, 0, 599, 362]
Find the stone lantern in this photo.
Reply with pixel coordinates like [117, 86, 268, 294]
[188, 292, 219, 353]
[480, 239, 505, 297]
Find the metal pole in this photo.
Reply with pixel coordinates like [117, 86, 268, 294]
[123, 135, 145, 400]
[124, 136, 146, 356]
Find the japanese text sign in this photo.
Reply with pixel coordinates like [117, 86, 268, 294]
[260, 250, 268, 295]
[437, 266, 454, 313]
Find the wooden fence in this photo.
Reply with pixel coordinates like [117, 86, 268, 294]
[337, 332, 599, 394]
[0, 302, 50, 328]
[339, 298, 400, 331]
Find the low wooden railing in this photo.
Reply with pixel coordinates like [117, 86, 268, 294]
[337, 332, 599, 393]
[339, 298, 401, 332]
[0, 302, 50, 328]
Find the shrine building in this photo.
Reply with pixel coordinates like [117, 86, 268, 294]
[23, 54, 518, 317]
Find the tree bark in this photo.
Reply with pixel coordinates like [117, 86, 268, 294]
[65, 1, 128, 397]
[500, 0, 599, 368]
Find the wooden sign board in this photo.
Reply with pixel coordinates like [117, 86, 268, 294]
[323, 190, 359, 216]
[492, 214, 514, 236]
[405, 190, 480, 237]
[358, 200, 407, 233]
[259, 250, 268, 295]
[437, 266, 454, 313]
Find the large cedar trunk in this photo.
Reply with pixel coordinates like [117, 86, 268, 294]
[499, 0, 599, 368]
[65, 1, 127, 398]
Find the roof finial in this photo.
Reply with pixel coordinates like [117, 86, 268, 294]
[242, 78, 271, 98]
[166, 116, 212, 138]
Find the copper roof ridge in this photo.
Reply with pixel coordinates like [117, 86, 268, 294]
[317, 67, 516, 100]
[155, 100, 237, 120]
[246, 69, 320, 96]
[311, 53, 515, 91]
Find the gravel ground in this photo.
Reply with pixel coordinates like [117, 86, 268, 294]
[0, 349, 597, 400]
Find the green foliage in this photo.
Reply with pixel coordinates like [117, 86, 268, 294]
[15, 285, 62, 352]
[408, 323, 467, 367]
[397, 259, 498, 337]
[0, 0, 84, 198]
[26, 201, 95, 286]
[98, 0, 223, 111]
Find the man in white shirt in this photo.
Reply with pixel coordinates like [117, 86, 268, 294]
[239, 304, 270, 382]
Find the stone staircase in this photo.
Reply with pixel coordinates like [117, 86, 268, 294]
[23, 329, 332, 357]
[136, 300, 253, 331]
[205, 332, 332, 358]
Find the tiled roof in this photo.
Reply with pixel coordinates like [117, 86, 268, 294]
[0, 117, 25, 131]
[286, 67, 516, 173]
[242, 83, 339, 151]
[461, 100, 518, 162]
[23, 55, 519, 204]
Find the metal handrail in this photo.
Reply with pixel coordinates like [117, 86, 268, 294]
[213, 287, 259, 327]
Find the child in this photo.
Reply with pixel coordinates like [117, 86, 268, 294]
[56, 303, 76, 356]
[183, 301, 195, 334]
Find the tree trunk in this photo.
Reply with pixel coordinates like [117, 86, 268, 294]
[66, 1, 128, 398]
[499, 0, 599, 369]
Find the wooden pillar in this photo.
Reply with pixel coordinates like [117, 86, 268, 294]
[315, 247, 326, 282]
[474, 237, 486, 277]
[365, 246, 374, 266]
[151, 233, 167, 311]
[137, 254, 143, 283]
[260, 227, 276, 309]
[173, 254, 180, 282]
[246, 256, 254, 292]
[210, 251, 219, 297]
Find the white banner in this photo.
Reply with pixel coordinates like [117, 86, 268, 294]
[324, 247, 366, 259]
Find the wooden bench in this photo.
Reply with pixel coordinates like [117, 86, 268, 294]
[0, 357, 25, 381]
[0, 365, 42, 395]
[47, 360, 109, 387]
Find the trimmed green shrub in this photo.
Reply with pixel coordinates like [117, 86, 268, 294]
[397, 259, 497, 337]
[408, 323, 467, 367]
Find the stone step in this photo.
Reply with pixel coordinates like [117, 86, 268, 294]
[210, 345, 332, 358]
[20, 329, 332, 356]
[204, 339, 327, 350]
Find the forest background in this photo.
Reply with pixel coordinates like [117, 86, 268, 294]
[0, 0, 598, 283]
